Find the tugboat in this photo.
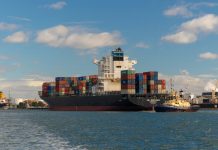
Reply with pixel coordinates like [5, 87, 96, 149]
[154, 90, 199, 112]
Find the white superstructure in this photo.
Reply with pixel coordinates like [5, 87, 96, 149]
[93, 48, 137, 93]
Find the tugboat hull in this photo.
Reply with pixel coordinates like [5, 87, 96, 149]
[154, 105, 199, 112]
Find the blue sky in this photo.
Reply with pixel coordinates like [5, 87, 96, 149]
[0, 0, 218, 98]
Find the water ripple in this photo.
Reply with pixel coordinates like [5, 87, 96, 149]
[1, 110, 218, 149]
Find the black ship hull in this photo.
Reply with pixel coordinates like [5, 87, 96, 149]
[40, 94, 151, 111]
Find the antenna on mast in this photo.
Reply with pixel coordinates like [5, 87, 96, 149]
[170, 78, 174, 95]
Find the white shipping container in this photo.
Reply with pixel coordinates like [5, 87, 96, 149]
[158, 85, 162, 89]
[49, 82, 56, 86]
[58, 92, 65, 96]
[92, 85, 97, 94]
[158, 89, 166, 94]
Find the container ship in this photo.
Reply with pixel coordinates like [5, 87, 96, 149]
[39, 48, 168, 111]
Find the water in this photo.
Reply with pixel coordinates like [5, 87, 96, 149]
[0, 110, 218, 150]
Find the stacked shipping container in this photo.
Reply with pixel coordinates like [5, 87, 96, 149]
[156, 80, 166, 94]
[145, 71, 158, 94]
[121, 71, 166, 95]
[135, 73, 147, 94]
[42, 82, 56, 96]
[42, 75, 98, 96]
[42, 71, 166, 96]
[86, 75, 98, 94]
[121, 70, 136, 94]
[77, 76, 87, 95]
[56, 77, 72, 96]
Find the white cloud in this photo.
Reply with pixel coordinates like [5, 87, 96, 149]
[48, 1, 67, 10]
[181, 14, 218, 33]
[164, 2, 218, 18]
[199, 52, 218, 60]
[8, 16, 31, 22]
[190, 2, 218, 9]
[4, 31, 29, 43]
[135, 42, 149, 49]
[204, 80, 218, 92]
[159, 71, 218, 95]
[0, 80, 42, 99]
[197, 74, 217, 78]
[164, 6, 193, 17]
[161, 31, 197, 44]
[0, 55, 10, 61]
[0, 75, 53, 99]
[36, 25, 123, 51]
[0, 22, 17, 31]
[162, 14, 218, 44]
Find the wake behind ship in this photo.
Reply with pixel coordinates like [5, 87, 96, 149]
[39, 48, 168, 111]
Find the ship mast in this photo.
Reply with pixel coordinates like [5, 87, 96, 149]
[170, 78, 174, 95]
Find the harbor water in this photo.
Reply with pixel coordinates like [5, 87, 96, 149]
[1, 110, 218, 150]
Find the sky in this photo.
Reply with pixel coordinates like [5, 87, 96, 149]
[0, 0, 218, 99]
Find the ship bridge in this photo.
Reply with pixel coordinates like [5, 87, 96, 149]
[93, 48, 137, 93]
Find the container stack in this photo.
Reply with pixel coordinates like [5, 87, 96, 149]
[145, 71, 158, 94]
[142, 72, 147, 94]
[135, 73, 147, 94]
[56, 77, 72, 96]
[77, 76, 87, 95]
[121, 70, 135, 94]
[42, 82, 56, 96]
[41, 70, 166, 96]
[135, 73, 143, 94]
[53, 75, 99, 96]
[156, 80, 166, 94]
[86, 75, 98, 94]
[69, 77, 78, 95]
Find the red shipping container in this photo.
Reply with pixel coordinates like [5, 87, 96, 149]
[143, 74, 147, 80]
[121, 85, 133, 89]
[55, 87, 60, 92]
[65, 88, 70, 93]
[162, 85, 166, 89]
[89, 75, 98, 79]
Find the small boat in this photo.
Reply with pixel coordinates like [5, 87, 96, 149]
[155, 90, 199, 112]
